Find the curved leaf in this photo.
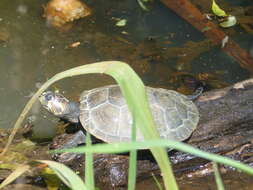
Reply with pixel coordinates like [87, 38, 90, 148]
[212, 0, 227, 17]
[38, 160, 88, 190]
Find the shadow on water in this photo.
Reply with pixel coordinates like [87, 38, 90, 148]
[0, 0, 252, 189]
[136, 170, 253, 190]
[0, 0, 250, 130]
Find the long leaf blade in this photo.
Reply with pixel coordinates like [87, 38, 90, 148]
[128, 119, 137, 190]
[85, 132, 95, 189]
[0, 164, 30, 189]
[4, 61, 178, 190]
[213, 162, 225, 190]
[38, 160, 88, 190]
[51, 139, 253, 175]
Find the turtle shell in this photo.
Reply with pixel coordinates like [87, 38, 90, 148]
[79, 85, 199, 143]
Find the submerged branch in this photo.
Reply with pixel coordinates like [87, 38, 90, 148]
[160, 0, 253, 73]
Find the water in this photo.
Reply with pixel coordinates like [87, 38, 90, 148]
[136, 171, 253, 190]
[0, 0, 251, 130]
[0, 0, 253, 189]
[0, 0, 111, 130]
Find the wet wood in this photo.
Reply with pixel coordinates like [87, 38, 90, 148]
[52, 79, 253, 189]
[171, 78, 253, 175]
[159, 0, 253, 73]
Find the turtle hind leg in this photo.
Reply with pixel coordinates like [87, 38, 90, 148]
[187, 86, 204, 100]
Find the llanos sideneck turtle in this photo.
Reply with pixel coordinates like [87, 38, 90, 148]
[39, 85, 200, 143]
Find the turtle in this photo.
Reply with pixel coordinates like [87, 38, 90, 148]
[39, 85, 201, 143]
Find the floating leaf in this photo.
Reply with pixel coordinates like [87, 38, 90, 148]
[211, 0, 227, 17]
[219, 15, 237, 28]
[115, 19, 127, 27]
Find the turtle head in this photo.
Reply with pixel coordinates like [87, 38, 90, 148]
[39, 91, 80, 123]
[39, 91, 69, 116]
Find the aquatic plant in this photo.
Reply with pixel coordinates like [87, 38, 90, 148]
[1, 61, 178, 190]
[2, 61, 253, 190]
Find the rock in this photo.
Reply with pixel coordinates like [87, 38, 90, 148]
[43, 0, 91, 27]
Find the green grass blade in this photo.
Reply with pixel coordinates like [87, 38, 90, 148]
[213, 162, 225, 190]
[128, 150, 137, 190]
[85, 132, 95, 189]
[4, 61, 178, 190]
[0, 164, 30, 189]
[151, 173, 164, 190]
[106, 62, 178, 190]
[128, 119, 137, 190]
[38, 160, 88, 190]
[52, 139, 253, 175]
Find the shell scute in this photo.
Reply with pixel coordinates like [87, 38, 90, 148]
[165, 109, 183, 130]
[87, 88, 108, 109]
[90, 103, 119, 136]
[153, 91, 176, 109]
[79, 85, 199, 143]
[108, 86, 126, 106]
[175, 101, 188, 119]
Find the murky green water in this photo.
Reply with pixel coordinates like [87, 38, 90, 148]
[0, 0, 251, 131]
[0, 0, 252, 189]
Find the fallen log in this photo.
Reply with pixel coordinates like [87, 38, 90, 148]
[171, 78, 253, 175]
[52, 79, 253, 189]
[159, 0, 253, 73]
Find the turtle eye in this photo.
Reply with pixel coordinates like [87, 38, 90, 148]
[45, 93, 53, 101]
